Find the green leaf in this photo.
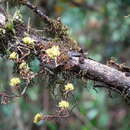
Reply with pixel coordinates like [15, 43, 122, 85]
[87, 109, 98, 120]
[30, 58, 40, 72]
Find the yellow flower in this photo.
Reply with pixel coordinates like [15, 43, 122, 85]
[45, 46, 60, 59]
[9, 52, 18, 59]
[33, 113, 43, 123]
[22, 36, 35, 45]
[58, 100, 69, 109]
[9, 77, 21, 87]
[64, 83, 74, 91]
[19, 62, 29, 70]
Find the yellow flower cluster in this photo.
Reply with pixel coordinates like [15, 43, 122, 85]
[22, 36, 35, 45]
[9, 52, 18, 60]
[45, 46, 60, 59]
[19, 62, 29, 70]
[58, 100, 69, 109]
[9, 77, 21, 87]
[33, 113, 43, 123]
[64, 83, 74, 91]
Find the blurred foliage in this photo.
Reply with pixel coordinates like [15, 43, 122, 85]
[0, 0, 130, 130]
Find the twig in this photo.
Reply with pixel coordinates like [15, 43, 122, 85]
[20, 0, 50, 24]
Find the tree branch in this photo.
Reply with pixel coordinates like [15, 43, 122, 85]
[69, 57, 130, 99]
[0, 1, 130, 102]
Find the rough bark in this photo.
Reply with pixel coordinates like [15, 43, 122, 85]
[70, 57, 130, 97]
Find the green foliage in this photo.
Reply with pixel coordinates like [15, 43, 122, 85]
[30, 58, 40, 73]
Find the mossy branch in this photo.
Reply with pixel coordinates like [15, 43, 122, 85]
[0, 1, 130, 106]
